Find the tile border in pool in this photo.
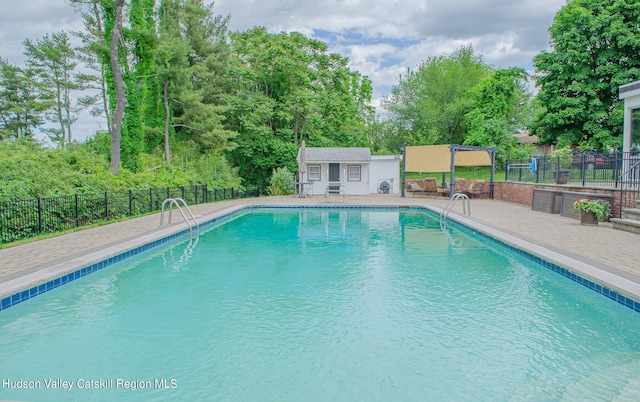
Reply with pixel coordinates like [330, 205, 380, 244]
[1, 205, 639, 314]
[0, 208, 246, 312]
[445, 215, 640, 313]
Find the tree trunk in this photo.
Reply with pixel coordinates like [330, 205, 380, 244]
[55, 83, 66, 148]
[64, 74, 73, 145]
[92, 1, 111, 136]
[109, 0, 126, 175]
[163, 80, 172, 163]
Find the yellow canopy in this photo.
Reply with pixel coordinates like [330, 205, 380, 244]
[405, 145, 492, 172]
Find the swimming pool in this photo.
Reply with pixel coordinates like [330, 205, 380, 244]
[1, 208, 640, 401]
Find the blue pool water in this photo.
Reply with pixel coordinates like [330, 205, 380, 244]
[1, 208, 640, 401]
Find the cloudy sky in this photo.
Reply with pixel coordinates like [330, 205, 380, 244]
[0, 0, 566, 141]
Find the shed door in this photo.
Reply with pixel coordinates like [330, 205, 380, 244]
[329, 163, 340, 191]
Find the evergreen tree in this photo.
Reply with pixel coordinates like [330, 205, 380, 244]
[23, 32, 83, 147]
[0, 60, 49, 140]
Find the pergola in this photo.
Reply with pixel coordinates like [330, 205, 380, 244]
[402, 144, 497, 198]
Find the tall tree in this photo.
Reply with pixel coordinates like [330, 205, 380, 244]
[224, 27, 373, 187]
[120, 0, 157, 171]
[70, 0, 111, 135]
[23, 32, 86, 147]
[0, 60, 49, 140]
[108, 0, 126, 174]
[383, 46, 491, 148]
[180, 0, 235, 152]
[463, 67, 532, 161]
[156, 0, 192, 162]
[532, 0, 640, 150]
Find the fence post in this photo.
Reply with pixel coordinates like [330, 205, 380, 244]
[181, 186, 185, 200]
[129, 190, 133, 216]
[104, 192, 108, 219]
[614, 153, 620, 188]
[37, 196, 43, 234]
[518, 161, 523, 182]
[204, 184, 208, 203]
[75, 194, 79, 227]
[149, 188, 153, 212]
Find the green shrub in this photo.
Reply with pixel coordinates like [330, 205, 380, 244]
[0, 139, 246, 201]
[267, 167, 295, 196]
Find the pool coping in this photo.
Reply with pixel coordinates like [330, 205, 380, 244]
[1, 203, 639, 313]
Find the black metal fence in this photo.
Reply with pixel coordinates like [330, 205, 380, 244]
[506, 151, 640, 215]
[505, 151, 640, 187]
[0, 185, 262, 244]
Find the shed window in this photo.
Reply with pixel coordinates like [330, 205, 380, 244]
[308, 165, 321, 181]
[348, 165, 361, 181]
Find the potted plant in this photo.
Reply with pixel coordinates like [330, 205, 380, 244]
[551, 147, 572, 184]
[571, 198, 610, 225]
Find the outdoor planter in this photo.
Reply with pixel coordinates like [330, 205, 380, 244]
[553, 170, 570, 184]
[571, 198, 610, 225]
[579, 210, 598, 225]
[551, 148, 572, 184]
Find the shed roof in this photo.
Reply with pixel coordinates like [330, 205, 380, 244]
[300, 147, 372, 163]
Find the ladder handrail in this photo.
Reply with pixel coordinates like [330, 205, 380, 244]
[172, 198, 199, 235]
[440, 193, 470, 229]
[618, 158, 640, 216]
[160, 198, 199, 238]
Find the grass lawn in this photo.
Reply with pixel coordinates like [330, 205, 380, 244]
[405, 166, 503, 184]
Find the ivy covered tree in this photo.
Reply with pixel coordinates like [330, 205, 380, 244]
[69, 0, 234, 175]
[532, 0, 640, 150]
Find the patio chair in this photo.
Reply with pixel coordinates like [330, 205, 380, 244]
[423, 177, 439, 198]
[405, 180, 427, 197]
[467, 180, 489, 198]
[453, 178, 468, 195]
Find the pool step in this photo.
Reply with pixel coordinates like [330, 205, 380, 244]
[561, 359, 640, 401]
[616, 375, 640, 401]
[508, 354, 640, 401]
[612, 198, 640, 234]
[612, 206, 640, 234]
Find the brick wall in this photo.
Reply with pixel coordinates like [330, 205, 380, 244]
[494, 182, 621, 217]
[492, 182, 533, 205]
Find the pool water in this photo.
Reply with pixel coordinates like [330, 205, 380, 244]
[1, 208, 640, 401]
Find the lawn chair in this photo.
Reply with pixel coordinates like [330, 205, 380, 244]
[406, 180, 427, 197]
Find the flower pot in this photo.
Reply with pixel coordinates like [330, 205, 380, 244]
[553, 170, 570, 184]
[580, 210, 598, 226]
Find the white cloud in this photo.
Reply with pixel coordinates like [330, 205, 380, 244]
[0, 0, 566, 140]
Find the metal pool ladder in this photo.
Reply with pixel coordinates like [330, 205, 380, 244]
[160, 198, 200, 238]
[440, 193, 470, 229]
